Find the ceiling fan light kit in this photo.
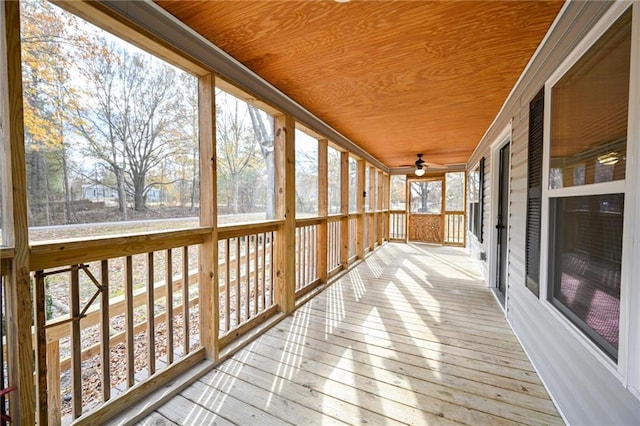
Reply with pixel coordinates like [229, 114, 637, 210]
[415, 153, 426, 176]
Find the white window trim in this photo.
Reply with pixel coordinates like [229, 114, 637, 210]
[626, 0, 640, 397]
[539, 0, 637, 382]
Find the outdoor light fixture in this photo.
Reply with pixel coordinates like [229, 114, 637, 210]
[597, 151, 620, 166]
[415, 153, 426, 176]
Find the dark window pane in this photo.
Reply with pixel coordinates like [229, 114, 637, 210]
[549, 10, 631, 189]
[549, 194, 623, 360]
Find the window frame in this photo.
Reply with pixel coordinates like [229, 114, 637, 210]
[468, 158, 484, 243]
[539, 1, 637, 377]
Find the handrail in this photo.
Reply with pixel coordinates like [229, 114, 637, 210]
[217, 220, 282, 240]
[295, 217, 323, 227]
[30, 227, 211, 271]
[0, 248, 14, 260]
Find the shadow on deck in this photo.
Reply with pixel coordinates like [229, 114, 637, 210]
[134, 243, 563, 425]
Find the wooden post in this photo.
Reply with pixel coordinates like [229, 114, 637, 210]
[317, 139, 328, 283]
[198, 74, 218, 360]
[384, 173, 391, 242]
[356, 159, 365, 259]
[274, 114, 295, 314]
[2, 2, 36, 423]
[376, 170, 385, 246]
[368, 165, 376, 250]
[340, 151, 349, 268]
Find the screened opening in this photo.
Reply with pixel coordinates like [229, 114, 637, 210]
[410, 181, 442, 214]
[327, 146, 341, 214]
[390, 175, 406, 210]
[20, 0, 200, 241]
[445, 172, 464, 211]
[348, 157, 357, 213]
[216, 89, 275, 224]
[548, 194, 623, 360]
[295, 129, 319, 218]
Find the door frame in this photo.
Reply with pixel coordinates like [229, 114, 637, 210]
[488, 123, 512, 311]
[406, 176, 445, 244]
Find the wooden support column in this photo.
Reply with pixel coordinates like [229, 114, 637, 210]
[356, 159, 365, 259]
[317, 139, 328, 283]
[384, 173, 391, 242]
[274, 114, 296, 314]
[2, 2, 36, 423]
[377, 170, 384, 246]
[339, 151, 349, 268]
[198, 74, 218, 360]
[368, 165, 376, 250]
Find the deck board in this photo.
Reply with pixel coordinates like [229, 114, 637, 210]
[144, 243, 564, 425]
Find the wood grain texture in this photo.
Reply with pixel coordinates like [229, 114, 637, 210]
[409, 214, 443, 243]
[155, 0, 564, 168]
[3, 2, 36, 423]
[142, 243, 563, 425]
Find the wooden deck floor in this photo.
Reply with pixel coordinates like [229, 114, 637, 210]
[138, 243, 563, 425]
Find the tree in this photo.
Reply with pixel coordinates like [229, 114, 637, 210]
[74, 38, 181, 216]
[21, 0, 83, 225]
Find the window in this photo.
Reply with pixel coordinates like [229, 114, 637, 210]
[546, 9, 631, 361]
[295, 129, 318, 218]
[468, 158, 484, 242]
[526, 89, 544, 297]
[20, 0, 200, 241]
[216, 89, 275, 224]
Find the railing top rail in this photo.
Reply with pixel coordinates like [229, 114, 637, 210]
[295, 217, 323, 227]
[389, 209, 407, 214]
[327, 214, 348, 221]
[30, 227, 211, 271]
[444, 210, 466, 215]
[0, 248, 14, 260]
[217, 220, 283, 240]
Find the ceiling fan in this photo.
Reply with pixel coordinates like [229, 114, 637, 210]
[400, 153, 447, 176]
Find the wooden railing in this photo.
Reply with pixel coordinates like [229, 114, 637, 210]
[389, 210, 407, 240]
[0, 257, 15, 424]
[327, 216, 342, 275]
[30, 228, 209, 424]
[295, 218, 321, 294]
[217, 222, 278, 348]
[445, 212, 465, 246]
[348, 215, 357, 261]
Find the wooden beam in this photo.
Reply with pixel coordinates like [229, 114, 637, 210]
[317, 139, 328, 283]
[2, 2, 36, 423]
[199, 74, 218, 359]
[384, 173, 391, 242]
[340, 151, 349, 268]
[274, 114, 296, 314]
[356, 159, 365, 259]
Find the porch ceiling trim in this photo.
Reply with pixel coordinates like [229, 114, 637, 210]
[96, 0, 389, 172]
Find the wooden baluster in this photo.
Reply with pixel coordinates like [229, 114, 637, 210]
[225, 239, 231, 332]
[46, 340, 61, 426]
[270, 232, 275, 306]
[33, 271, 48, 424]
[235, 238, 240, 326]
[245, 236, 250, 321]
[262, 234, 267, 310]
[183, 246, 190, 355]
[100, 260, 111, 401]
[125, 256, 135, 388]
[253, 235, 259, 316]
[146, 254, 155, 376]
[166, 249, 174, 365]
[71, 265, 82, 418]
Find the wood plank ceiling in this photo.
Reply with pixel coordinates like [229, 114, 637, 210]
[155, 0, 564, 169]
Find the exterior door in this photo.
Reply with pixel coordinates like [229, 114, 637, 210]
[408, 179, 443, 243]
[496, 143, 510, 303]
